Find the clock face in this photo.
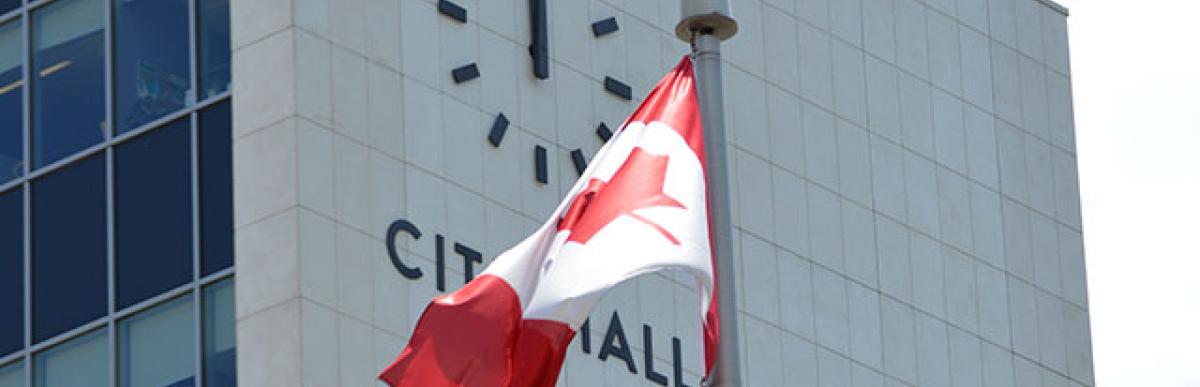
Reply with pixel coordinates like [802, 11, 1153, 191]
[382, 5, 705, 383]
[436, 0, 635, 186]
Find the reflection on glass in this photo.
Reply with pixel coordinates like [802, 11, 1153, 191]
[203, 279, 235, 387]
[31, 0, 106, 168]
[34, 329, 108, 387]
[119, 296, 195, 387]
[198, 0, 230, 99]
[32, 154, 106, 343]
[115, 119, 193, 309]
[0, 21, 22, 183]
[114, 0, 190, 133]
[0, 360, 23, 387]
[0, 189, 22, 357]
[200, 101, 232, 276]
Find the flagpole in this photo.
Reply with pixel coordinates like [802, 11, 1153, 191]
[675, 2, 740, 387]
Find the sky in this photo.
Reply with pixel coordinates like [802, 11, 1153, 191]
[1058, 0, 1200, 385]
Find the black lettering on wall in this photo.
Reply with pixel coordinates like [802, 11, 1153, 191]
[384, 217, 697, 385]
[599, 311, 637, 374]
[673, 337, 691, 387]
[643, 325, 669, 385]
[580, 319, 592, 354]
[453, 242, 482, 284]
[385, 219, 424, 279]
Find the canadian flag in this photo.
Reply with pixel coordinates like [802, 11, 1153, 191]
[379, 56, 719, 387]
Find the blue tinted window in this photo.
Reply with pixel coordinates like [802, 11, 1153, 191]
[203, 279, 235, 387]
[198, 0, 229, 99]
[114, 0, 190, 133]
[34, 328, 108, 386]
[118, 296, 195, 387]
[0, 188, 22, 356]
[0, 360, 22, 387]
[31, 0, 106, 168]
[115, 119, 192, 309]
[200, 101, 231, 276]
[0, 21, 22, 183]
[32, 154, 106, 343]
[0, 0, 17, 17]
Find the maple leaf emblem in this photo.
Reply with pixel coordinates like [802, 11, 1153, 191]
[556, 147, 686, 245]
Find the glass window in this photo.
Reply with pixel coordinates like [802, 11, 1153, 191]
[114, 0, 190, 133]
[0, 0, 17, 17]
[0, 360, 23, 387]
[203, 279, 235, 387]
[0, 188, 22, 357]
[34, 329, 107, 387]
[32, 154, 106, 343]
[118, 296, 195, 387]
[31, 0, 106, 168]
[198, 0, 229, 99]
[0, 20, 22, 183]
[199, 101, 231, 276]
[115, 119, 192, 309]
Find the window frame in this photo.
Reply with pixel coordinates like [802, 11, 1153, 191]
[0, 0, 234, 385]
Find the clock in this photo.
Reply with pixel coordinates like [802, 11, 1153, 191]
[404, 3, 697, 385]
[435, 0, 635, 185]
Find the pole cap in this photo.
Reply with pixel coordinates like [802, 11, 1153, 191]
[675, 0, 738, 42]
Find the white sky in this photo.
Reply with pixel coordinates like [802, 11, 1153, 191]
[1058, 0, 1200, 385]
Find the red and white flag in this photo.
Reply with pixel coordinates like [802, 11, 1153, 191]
[379, 56, 719, 387]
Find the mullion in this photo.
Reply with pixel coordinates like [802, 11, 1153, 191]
[14, 93, 228, 190]
[0, 8, 20, 25]
[192, 112, 203, 385]
[104, 0, 116, 383]
[189, 0, 201, 382]
[6, 1, 234, 385]
[22, 0, 32, 385]
[20, 271, 232, 356]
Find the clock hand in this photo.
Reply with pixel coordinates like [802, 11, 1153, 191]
[529, 0, 549, 79]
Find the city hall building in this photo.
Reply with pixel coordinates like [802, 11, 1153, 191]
[0, 0, 1091, 386]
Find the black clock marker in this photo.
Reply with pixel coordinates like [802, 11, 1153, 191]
[487, 113, 509, 147]
[570, 149, 588, 175]
[435, 234, 446, 291]
[596, 122, 613, 142]
[604, 77, 632, 100]
[592, 17, 619, 37]
[452, 63, 480, 84]
[534, 145, 548, 184]
[529, 0, 549, 79]
[437, 0, 468, 23]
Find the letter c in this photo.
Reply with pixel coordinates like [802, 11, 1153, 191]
[386, 219, 424, 279]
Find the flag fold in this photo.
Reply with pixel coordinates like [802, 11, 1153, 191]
[380, 56, 718, 387]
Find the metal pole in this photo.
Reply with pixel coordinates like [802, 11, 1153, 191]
[675, 2, 739, 387]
